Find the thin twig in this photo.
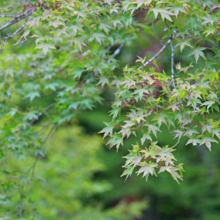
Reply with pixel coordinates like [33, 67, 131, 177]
[18, 155, 37, 217]
[13, 103, 56, 134]
[171, 138, 180, 148]
[0, 10, 32, 32]
[78, 50, 91, 58]
[0, 15, 32, 53]
[107, 40, 118, 50]
[138, 35, 175, 70]
[107, 42, 125, 63]
[170, 40, 176, 89]
[0, 15, 17, 18]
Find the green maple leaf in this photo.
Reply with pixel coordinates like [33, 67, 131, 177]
[175, 40, 192, 52]
[141, 133, 152, 145]
[186, 138, 201, 146]
[35, 43, 55, 55]
[188, 47, 206, 63]
[107, 134, 123, 151]
[99, 23, 110, 34]
[25, 91, 40, 101]
[24, 111, 39, 121]
[200, 137, 218, 150]
[136, 163, 157, 178]
[201, 101, 215, 110]
[109, 107, 121, 119]
[171, 7, 186, 18]
[151, 8, 174, 22]
[147, 124, 161, 137]
[70, 24, 84, 36]
[99, 122, 114, 138]
[121, 166, 134, 180]
[97, 77, 109, 87]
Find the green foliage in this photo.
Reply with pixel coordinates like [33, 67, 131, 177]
[0, 0, 220, 218]
[1, 125, 146, 219]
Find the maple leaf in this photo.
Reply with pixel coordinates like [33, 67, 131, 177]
[99, 23, 110, 34]
[141, 133, 152, 145]
[150, 8, 174, 22]
[171, 7, 186, 18]
[202, 16, 214, 25]
[201, 101, 215, 110]
[107, 134, 123, 151]
[204, 27, 216, 36]
[186, 138, 201, 146]
[147, 124, 161, 137]
[175, 40, 192, 52]
[188, 47, 206, 63]
[99, 122, 114, 138]
[200, 137, 218, 150]
[35, 43, 55, 55]
[97, 77, 109, 87]
[168, 104, 180, 112]
[133, 0, 152, 8]
[212, 130, 220, 139]
[121, 166, 134, 180]
[136, 163, 157, 178]
[165, 166, 183, 184]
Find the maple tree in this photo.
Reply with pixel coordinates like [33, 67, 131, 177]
[0, 0, 220, 218]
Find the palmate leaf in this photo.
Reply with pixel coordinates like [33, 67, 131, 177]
[109, 107, 121, 119]
[175, 40, 192, 52]
[35, 43, 55, 55]
[124, 155, 142, 167]
[99, 23, 111, 34]
[186, 138, 201, 146]
[133, 88, 149, 100]
[150, 8, 174, 22]
[24, 91, 40, 101]
[121, 166, 134, 180]
[188, 47, 206, 63]
[99, 122, 114, 138]
[204, 27, 216, 36]
[147, 124, 161, 137]
[24, 111, 39, 121]
[136, 163, 157, 179]
[171, 7, 186, 18]
[107, 134, 123, 151]
[133, 0, 153, 8]
[141, 133, 152, 145]
[163, 166, 183, 184]
[97, 77, 110, 87]
[212, 130, 220, 139]
[201, 101, 215, 110]
[200, 137, 218, 150]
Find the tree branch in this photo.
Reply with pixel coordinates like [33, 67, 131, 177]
[0, 13, 32, 53]
[18, 155, 37, 217]
[138, 35, 174, 70]
[0, 15, 17, 18]
[13, 102, 56, 134]
[0, 10, 32, 32]
[138, 29, 179, 71]
[107, 42, 125, 63]
[170, 40, 176, 89]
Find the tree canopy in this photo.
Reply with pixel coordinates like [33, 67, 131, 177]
[0, 0, 220, 218]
